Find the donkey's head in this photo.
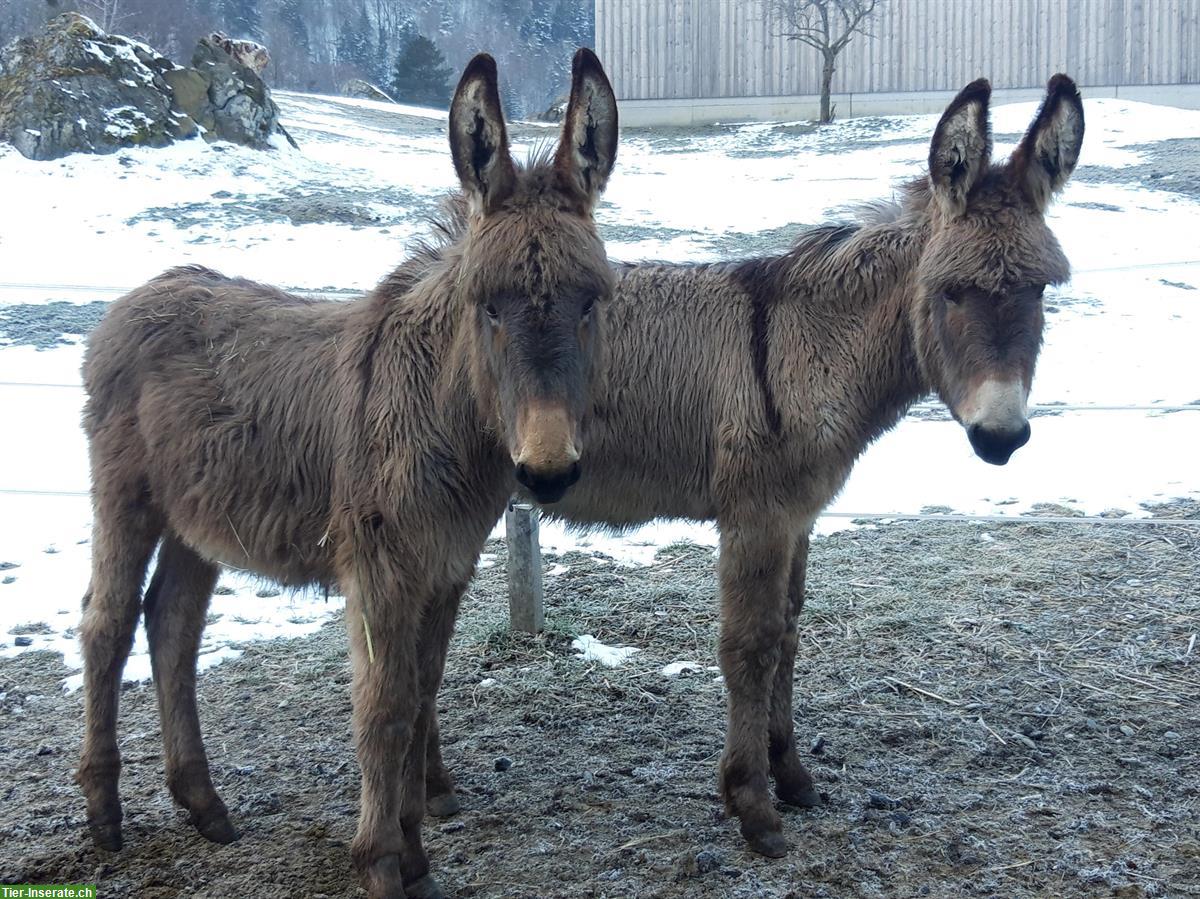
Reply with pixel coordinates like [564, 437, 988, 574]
[913, 75, 1084, 465]
[449, 50, 617, 504]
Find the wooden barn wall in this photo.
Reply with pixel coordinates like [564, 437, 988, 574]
[595, 0, 1200, 100]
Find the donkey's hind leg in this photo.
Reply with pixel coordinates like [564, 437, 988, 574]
[78, 478, 162, 852]
[142, 535, 237, 844]
[423, 709, 460, 818]
[768, 533, 821, 808]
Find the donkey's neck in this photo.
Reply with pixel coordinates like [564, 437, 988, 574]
[772, 205, 933, 445]
[354, 262, 502, 464]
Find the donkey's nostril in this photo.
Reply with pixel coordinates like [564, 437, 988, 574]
[968, 421, 1031, 466]
[515, 462, 533, 488]
[513, 460, 581, 504]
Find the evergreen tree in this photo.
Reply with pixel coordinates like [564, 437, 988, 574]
[391, 33, 452, 108]
[551, 0, 594, 44]
[502, 80, 523, 120]
[277, 0, 309, 56]
[375, 23, 390, 84]
[394, 17, 418, 48]
[336, 2, 373, 73]
[219, 0, 261, 40]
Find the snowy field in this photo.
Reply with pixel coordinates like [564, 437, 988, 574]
[0, 90, 1197, 685]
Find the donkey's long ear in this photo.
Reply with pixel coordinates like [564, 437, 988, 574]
[1010, 74, 1084, 211]
[449, 53, 517, 215]
[554, 48, 619, 207]
[928, 78, 992, 217]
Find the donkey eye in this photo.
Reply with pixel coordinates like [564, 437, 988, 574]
[581, 297, 596, 319]
[942, 292, 960, 305]
[484, 303, 500, 321]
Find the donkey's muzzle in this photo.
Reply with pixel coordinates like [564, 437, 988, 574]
[515, 460, 581, 505]
[968, 421, 1031, 466]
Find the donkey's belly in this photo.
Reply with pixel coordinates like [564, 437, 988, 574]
[172, 518, 332, 587]
[141, 416, 336, 587]
[544, 472, 716, 529]
[160, 493, 334, 587]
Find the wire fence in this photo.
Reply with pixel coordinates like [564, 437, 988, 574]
[2, 277, 1197, 531]
[0, 281, 359, 301]
[0, 255, 1198, 306]
[1, 378, 1194, 416]
[3, 487, 1197, 529]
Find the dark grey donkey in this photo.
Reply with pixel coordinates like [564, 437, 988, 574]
[426, 75, 1085, 859]
[77, 49, 619, 899]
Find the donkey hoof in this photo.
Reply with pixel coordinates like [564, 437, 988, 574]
[191, 808, 240, 844]
[88, 820, 123, 852]
[360, 853, 405, 899]
[777, 781, 821, 808]
[198, 815, 239, 844]
[744, 828, 789, 858]
[404, 874, 445, 899]
[426, 791, 461, 818]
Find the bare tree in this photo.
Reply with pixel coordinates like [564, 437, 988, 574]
[79, 0, 129, 33]
[772, 0, 882, 124]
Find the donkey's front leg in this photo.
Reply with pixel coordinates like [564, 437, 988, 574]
[418, 580, 469, 819]
[715, 518, 797, 858]
[768, 533, 821, 808]
[346, 578, 434, 899]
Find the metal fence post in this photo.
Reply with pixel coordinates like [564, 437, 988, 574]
[505, 500, 544, 633]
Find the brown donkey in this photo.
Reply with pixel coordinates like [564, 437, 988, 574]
[425, 76, 1085, 857]
[77, 49, 618, 899]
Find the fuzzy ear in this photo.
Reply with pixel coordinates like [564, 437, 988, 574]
[928, 78, 992, 217]
[1010, 74, 1085, 210]
[554, 48, 619, 206]
[449, 53, 517, 215]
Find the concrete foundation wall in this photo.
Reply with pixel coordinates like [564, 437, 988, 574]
[618, 83, 1200, 128]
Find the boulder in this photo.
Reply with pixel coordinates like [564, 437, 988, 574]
[191, 36, 279, 149]
[162, 66, 213, 138]
[0, 13, 183, 160]
[341, 79, 396, 104]
[207, 32, 270, 76]
[537, 95, 568, 123]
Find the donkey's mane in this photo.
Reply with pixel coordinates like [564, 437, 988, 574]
[852, 177, 930, 226]
[372, 194, 469, 299]
[723, 222, 858, 299]
[522, 139, 559, 172]
[374, 173, 934, 309]
[721, 176, 937, 305]
[373, 143, 565, 301]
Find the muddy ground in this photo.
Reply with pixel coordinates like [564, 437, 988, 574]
[2, 507, 1198, 898]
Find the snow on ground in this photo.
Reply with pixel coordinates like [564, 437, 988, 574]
[571, 635, 640, 668]
[0, 494, 338, 692]
[1, 91, 1197, 686]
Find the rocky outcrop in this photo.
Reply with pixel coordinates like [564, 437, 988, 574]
[0, 13, 286, 160]
[188, 36, 280, 149]
[0, 13, 183, 160]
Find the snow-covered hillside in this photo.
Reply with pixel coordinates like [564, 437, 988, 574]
[1, 91, 1197, 684]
